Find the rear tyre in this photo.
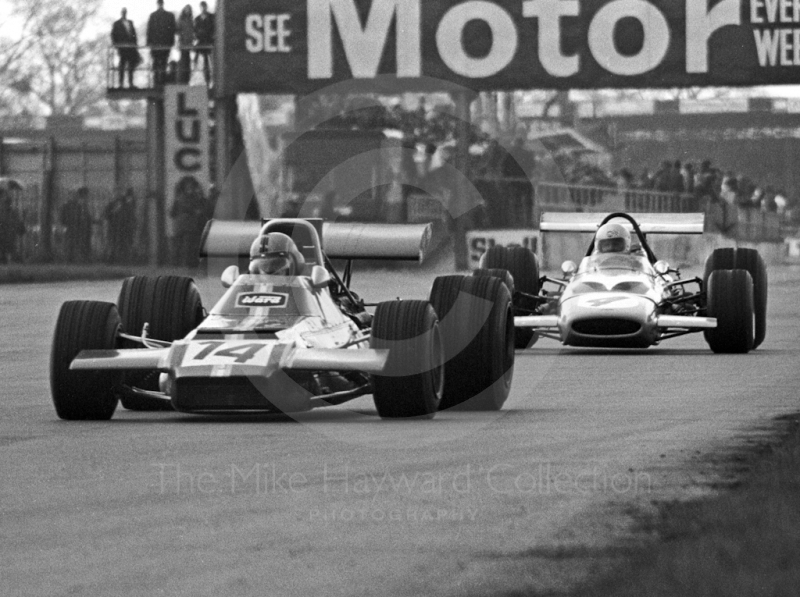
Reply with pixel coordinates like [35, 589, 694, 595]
[50, 301, 122, 420]
[704, 269, 755, 354]
[371, 300, 443, 419]
[432, 275, 514, 411]
[117, 276, 204, 409]
[480, 246, 539, 349]
[473, 268, 514, 296]
[481, 245, 540, 295]
[703, 248, 767, 348]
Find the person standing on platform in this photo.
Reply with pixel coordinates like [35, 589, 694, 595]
[176, 5, 194, 84]
[111, 8, 140, 89]
[194, 1, 214, 85]
[146, 0, 176, 86]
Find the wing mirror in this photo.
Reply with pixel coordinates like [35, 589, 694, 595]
[654, 260, 670, 275]
[310, 265, 331, 289]
[221, 265, 240, 288]
[561, 260, 577, 278]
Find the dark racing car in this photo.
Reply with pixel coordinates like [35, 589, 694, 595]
[51, 219, 515, 420]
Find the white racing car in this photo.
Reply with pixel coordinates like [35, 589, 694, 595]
[476, 212, 767, 353]
[51, 218, 515, 420]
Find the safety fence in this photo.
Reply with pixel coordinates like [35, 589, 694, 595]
[407, 179, 785, 244]
[0, 136, 149, 264]
[534, 182, 700, 214]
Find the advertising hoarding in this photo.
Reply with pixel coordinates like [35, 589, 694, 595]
[218, 0, 800, 95]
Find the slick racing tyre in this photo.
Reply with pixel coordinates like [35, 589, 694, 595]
[473, 268, 514, 296]
[431, 275, 514, 411]
[479, 246, 539, 349]
[703, 248, 767, 348]
[370, 300, 444, 419]
[117, 276, 204, 409]
[481, 245, 540, 296]
[704, 269, 755, 354]
[50, 301, 122, 420]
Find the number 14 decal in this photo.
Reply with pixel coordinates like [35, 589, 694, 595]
[192, 341, 266, 363]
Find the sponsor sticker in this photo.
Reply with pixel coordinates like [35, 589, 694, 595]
[237, 292, 288, 308]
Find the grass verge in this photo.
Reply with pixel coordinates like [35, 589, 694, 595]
[580, 414, 800, 597]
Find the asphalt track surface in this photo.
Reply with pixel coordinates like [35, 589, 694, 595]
[2, 266, 799, 597]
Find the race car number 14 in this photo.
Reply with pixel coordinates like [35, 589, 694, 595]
[187, 341, 271, 364]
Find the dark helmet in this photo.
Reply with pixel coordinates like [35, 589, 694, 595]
[248, 232, 305, 275]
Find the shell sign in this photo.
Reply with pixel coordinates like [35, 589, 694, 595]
[216, 0, 800, 95]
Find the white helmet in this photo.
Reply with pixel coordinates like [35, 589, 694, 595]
[595, 222, 631, 254]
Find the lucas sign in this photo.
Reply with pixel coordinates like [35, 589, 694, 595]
[217, 0, 800, 95]
[164, 86, 210, 237]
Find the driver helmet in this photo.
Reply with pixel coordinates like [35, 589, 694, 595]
[248, 232, 305, 275]
[595, 222, 631, 254]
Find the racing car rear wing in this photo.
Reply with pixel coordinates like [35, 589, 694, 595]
[539, 212, 705, 234]
[199, 219, 434, 265]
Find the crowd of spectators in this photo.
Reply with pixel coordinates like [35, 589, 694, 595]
[554, 152, 798, 227]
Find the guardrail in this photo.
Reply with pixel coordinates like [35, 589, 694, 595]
[106, 45, 213, 91]
[535, 181, 699, 213]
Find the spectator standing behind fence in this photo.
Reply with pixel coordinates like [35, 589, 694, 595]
[111, 8, 140, 89]
[0, 193, 24, 264]
[170, 176, 206, 267]
[177, 5, 194, 84]
[147, 0, 176, 86]
[194, 1, 214, 85]
[104, 188, 137, 263]
[502, 137, 535, 227]
[60, 188, 93, 263]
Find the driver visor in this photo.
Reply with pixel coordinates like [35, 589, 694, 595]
[249, 254, 292, 275]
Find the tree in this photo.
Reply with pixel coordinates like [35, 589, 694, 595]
[1, 0, 107, 117]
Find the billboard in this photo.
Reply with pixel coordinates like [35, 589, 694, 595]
[218, 0, 800, 95]
[164, 86, 211, 237]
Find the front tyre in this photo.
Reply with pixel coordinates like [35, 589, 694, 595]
[433, 275, 515, 411]
[703, 248, 767, 348]
[117, 275, 204, 409]
[704, 269, 755, 354]
[50, 301, 122, 420]
[371, 300, 443, 419]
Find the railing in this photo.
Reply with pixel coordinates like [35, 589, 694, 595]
[535, 181, 699, 214]
[106, 45, 214, 91]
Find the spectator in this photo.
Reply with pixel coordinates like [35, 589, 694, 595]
[170, 176, 206, 267]
[637, 168, 654, 189]
[694, 160, 718, 203]
[774, 189, 788, 218]
[60, 188, 92, 263]
[104, 192, 125, 262]
[681, 162, 695, 194]
[104, 188, 137, 263]
[615, 168, 633, 190]
[653, 160, 672, 192]
[111, 8, 140, 89]
[194, 1, 215, 85]
[749, 187, 765, 210]
[176, 5, 194, 84]
[720, 173, 739, 224]
[146, 0, 176, 86]
[670, 160, 685, 193]
[761, 186, 778, 213]
[0, 193, 24, 263]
